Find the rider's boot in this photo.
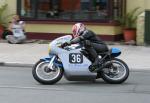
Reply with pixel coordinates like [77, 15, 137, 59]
[89, 57, 103, 72]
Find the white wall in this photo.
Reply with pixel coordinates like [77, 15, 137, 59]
[6, 0, 17, 14]
[145, 0, 150, 10]
[127, 0, 144, 12]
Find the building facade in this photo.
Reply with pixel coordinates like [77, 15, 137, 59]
[4, 0, 150, 43]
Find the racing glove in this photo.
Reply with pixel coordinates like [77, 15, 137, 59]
[61, 41, 71, 48]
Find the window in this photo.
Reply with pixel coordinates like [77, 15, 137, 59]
[19, 0, 37, 19]
[17, 0, 125, 22]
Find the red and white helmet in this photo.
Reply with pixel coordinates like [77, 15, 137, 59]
[72, 23, 86, 38]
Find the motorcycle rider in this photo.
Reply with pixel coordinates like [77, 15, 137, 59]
[62, 23, 108, 72]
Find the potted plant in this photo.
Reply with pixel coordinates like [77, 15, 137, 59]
[0, 4, 14, 39]
[117, 7, 142, 43]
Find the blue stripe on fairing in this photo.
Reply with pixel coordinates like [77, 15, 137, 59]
[40, 56, 51, 62]
[40, 54, 55, 61]
[112, 48, 121, 54]
[40, 55, 63, 68]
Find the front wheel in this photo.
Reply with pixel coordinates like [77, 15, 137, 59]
[32, 60, 63, 85]
[101, 58, 129, 84]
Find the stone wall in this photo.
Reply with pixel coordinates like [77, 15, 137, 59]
[136, 12, 145, 45]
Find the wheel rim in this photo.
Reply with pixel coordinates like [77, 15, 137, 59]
[36, 61, 61, 81]
[103, 60, 127, 81]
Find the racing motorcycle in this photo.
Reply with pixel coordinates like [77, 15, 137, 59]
[32, 35, 129, 84]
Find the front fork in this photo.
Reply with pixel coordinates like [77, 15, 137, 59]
[47, 55, 56, 71]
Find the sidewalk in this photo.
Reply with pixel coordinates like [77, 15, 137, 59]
[0, 42, 150, 71]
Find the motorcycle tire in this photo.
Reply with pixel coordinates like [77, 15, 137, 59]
[32, 60, 64, 85]
[101, 58, 129, 84]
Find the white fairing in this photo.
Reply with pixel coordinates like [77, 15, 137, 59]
[50, 35, 72, 46]
[49, 35, 97, 81]
[49, 35, 72, 54]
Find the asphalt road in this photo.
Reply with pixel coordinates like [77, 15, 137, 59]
[0, 66, 150, 103]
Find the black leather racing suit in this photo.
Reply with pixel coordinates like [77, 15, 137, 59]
[69, 30, 109, 66]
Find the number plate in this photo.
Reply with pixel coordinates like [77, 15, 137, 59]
[69, 53, 83, 64]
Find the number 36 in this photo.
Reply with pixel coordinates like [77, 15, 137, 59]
[69, 53, 83, 64]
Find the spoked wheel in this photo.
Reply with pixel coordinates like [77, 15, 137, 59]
[32, 60, 63, 85]
[101, 58, 129, 84]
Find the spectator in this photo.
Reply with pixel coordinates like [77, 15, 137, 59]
[6, 15, 27, 44]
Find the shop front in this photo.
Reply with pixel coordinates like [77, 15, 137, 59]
[8, 0, 126, 41]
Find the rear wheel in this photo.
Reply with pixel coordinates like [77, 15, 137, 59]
[101, 58, 129, 84]
[32, 60, 63, 85]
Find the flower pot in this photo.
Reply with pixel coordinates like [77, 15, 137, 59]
[123, 29, 136, 42]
